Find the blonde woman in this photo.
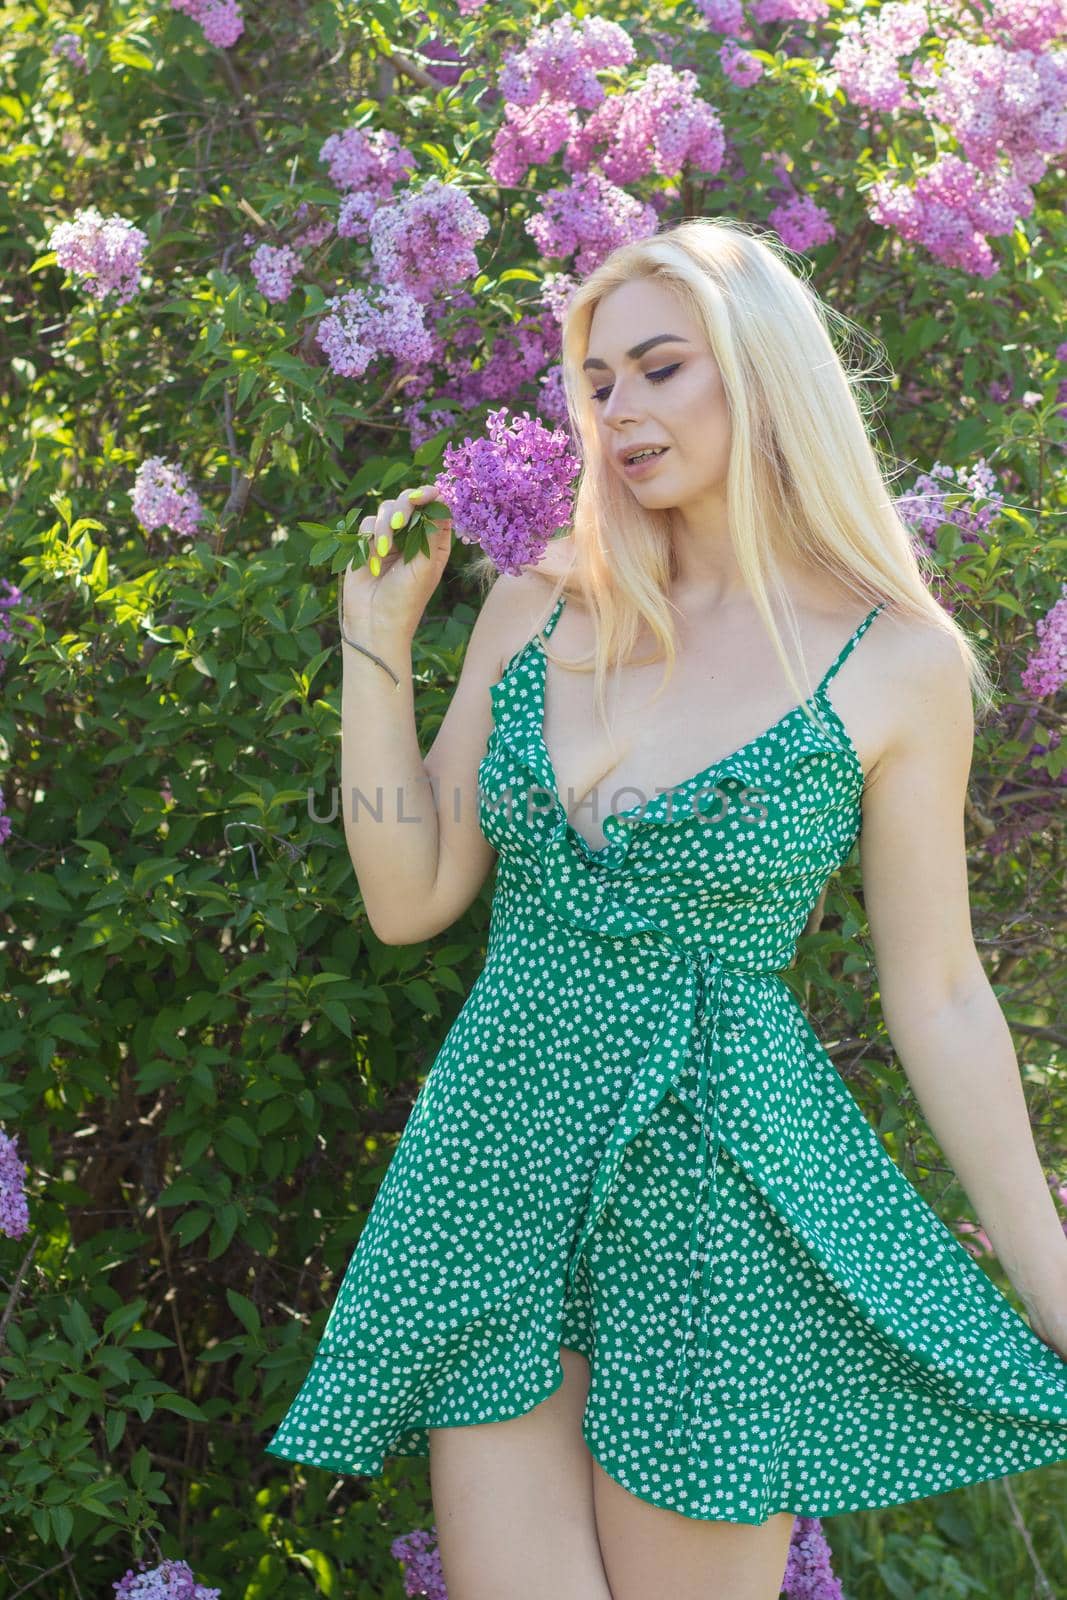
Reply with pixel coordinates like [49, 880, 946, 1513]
[266, 219, 1067, 1600]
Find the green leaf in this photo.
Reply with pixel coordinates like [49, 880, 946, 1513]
[226, 1288, 262, 1335]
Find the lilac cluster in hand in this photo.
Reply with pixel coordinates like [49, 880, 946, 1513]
[0, 1129, 29, 1238]
[131, 457, 205, 538]
[48, 207, 148, 306]
[170, 0, 244, 49]
[434, 407, 582, 576]
[114, 1559, 220, 1600]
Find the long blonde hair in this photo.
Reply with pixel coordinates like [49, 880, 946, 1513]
[469, 215, 995, 745]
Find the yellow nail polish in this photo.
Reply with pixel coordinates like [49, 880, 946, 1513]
[377, 533, 390, 557]
[369, 554, 381, 577]
[390, 510, 406, 530]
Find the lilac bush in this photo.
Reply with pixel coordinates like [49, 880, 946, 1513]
[3, 0, 1064, 1595]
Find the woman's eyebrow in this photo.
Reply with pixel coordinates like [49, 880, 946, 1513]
[582, 334, 691, 373]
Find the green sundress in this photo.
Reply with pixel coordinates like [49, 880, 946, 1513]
[265, 591, 1067, 1525]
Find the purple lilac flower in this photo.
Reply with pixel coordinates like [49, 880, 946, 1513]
[48, 207, 148, 306]
[319, 124, 416, 194]
[781, 1515, 845, 1598]
[0, 1130, 29, 1239]
[497, 14, 636, 111]
[292, 202, 333, 250]
[927, 40, 1067, 181]
[113, 1559, 220, 1600]
[433, 407, 582, 576]
[316, 282, 433, 379]
[525, 170, 659, 276]
[830, 1, 928, 115]
[369, 178, 491, 303]
[564, 64, 726, 186]
[898, 458, 1004, 552]
[751, 0, 830, 20]
[868, 153, 1034, 277]
[768, 190, 836, 252]
[132, 458, 205, 538]
[0, 579, 28, 678]
[52, 32, 87, 69]
[391, 1527, 448, 1600]
[1021, 584, 1067, 698]
[488, 99, 581, 188]
[983, 0, 1067, 50]
[250, 243, 300, 303]
[695, 0, 747, 33]
[170, 0, 243, 48]
[720, 41, 764, 87]
[540, 271, 579, 326]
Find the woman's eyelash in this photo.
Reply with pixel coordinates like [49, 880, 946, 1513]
[590, 364, 681, 405]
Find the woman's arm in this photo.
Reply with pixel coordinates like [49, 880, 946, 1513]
[859, 623, 1067, 1322]
[342, 563, 561, 946]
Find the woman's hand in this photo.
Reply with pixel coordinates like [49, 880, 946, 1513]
[341, 483, 453, 647]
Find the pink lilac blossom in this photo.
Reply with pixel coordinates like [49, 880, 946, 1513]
[48, 207, 148, 306]
[536, 363, 570, 425]
[926, 41, 1067, 180]
[720, 41, 764, 87]
[433, 407, 582, 576]
[52, 32, 87, 69]
[563, 65, 726, 185]
[369, 178, 491, 303]
[113, 1560, 220, 1600]
[768, 190, 836, 251]
[488, 98, 581, 188]
[540, 270, 579, 326]
[497, 14, 636, 110]
[403, 403, 461, 452]
[316, 282, 433, 379]
[170, 0, 244, 48]
[132, 457, 205, 537]
[868, 152, 1034, 276]
[250, 243, 300, 303]
[292, 202, 333, 250]
[525, 171, 659, 276]
[781, 1515, 845, 1598]
[336, 192, 381, 243]
[695, 0, 747, 34]
[988, 376, 1013, 401]
[0, 1130, 29, 1238]
[981, 0, 1067, 51]
[319, 125, 416, 195]
[830, 0, 929, 114]
[391, 1528, 448, 1600]
[1020, 584, 1067, 697]
[750, 0, 830, 22]
[897, 457, 1004, 551]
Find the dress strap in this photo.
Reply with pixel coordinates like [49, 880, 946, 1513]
[816, 601, 885, 694]
[540, 592, 567, 639]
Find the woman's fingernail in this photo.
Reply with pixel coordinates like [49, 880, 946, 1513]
[390, 510, 406, 530]
[369, 555, 381, 577]
[376, 534, 390, 556]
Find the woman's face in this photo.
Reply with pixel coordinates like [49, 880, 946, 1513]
[583, 277, 732, 521]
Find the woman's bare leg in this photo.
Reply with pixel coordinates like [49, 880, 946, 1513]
[429, 1346, 614, 1600]
[592, 1456, 795, 1600]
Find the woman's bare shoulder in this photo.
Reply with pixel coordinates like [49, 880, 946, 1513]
[478, 535, 580, 672]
